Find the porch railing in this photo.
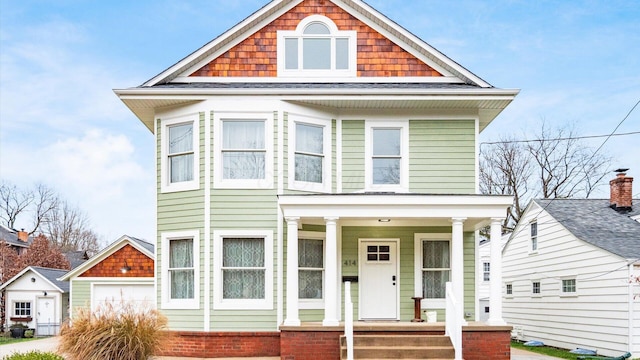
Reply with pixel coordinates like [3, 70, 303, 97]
[344, 281, 354, 360]
[445, 282, 462, 360]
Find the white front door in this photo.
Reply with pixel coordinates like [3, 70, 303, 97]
[359, 239, 399, 320]
[36, 297, 56, 336]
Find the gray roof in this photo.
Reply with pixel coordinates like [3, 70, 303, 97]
[0, 225, 32, 248]
[30, 266, 70, 293]
[535, 198, 640, 260]
[64, 250, 89, 269]
[148, 82, 484, 90]
[129, 236, 155, 254]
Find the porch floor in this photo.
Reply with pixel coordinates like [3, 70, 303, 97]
[280, 321, 509, 332]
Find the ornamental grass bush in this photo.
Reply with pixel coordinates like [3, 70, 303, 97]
[58, 300, 168, 360]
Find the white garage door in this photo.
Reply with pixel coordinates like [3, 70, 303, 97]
[93, 284, 155, 311]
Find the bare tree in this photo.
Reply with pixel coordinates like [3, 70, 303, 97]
[44, 200, 101, 256]
[480, 122, 611, 232]
[0, 181, 33, 230]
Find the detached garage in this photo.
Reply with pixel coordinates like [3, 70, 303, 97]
[60, 235, 155, 316]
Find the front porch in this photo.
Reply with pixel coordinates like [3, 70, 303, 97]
[280, 321, 512, 360]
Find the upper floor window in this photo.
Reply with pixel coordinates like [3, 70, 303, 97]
[506, 283, 513, 295]
[278, 15, 356, 77]
[288, 114, 331, 192]
[532, 281, 541, 295]
[365, 120, 408, 192]
[161, 114, 200, 193]
[561, 279, 576, 294]
[530, 222, 538, 252]
[483, 262, 490, 282]
[214, 113, 273, 189]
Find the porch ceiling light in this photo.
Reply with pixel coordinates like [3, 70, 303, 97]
[378, 218, 391, 222]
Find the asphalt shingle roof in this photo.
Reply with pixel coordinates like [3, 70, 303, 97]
[129, 236, 155, 254]
[535, 198, 640, 260]
[30, 266, 70, 293]
[0, 225, 32, 248]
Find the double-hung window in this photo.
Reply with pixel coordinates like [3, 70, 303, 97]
[298, 234, 325, 307]
[161, 114, 199, 193]
[14, 302, 31, 317]
[214, 230, 273, 309]
[532, 281, 541, 295]
[414, 233, 451, 308]
[214, 113, 273, 189]
[289, 115, 331, 192]
[161, 230, 199, 309]
[483, 262, 490, 282]
[561, 279, 576, 294]
[278, 15, 356, 77]
[506, 283, 513, 296]
[365, 120, 408, 192]
[530, 222, 538, 252]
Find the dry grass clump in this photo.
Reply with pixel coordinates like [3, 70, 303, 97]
[58, 300, 167, 360]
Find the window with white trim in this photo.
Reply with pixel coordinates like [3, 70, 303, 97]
[532, 281, 541, 295]
[483, 262, 490, 282]
[161, 231, 199, 309]
[561, 279, 576, 294]
[214, 113, 273, 189]
[298, 236, 325, 303]
[365, 120, 409, 192]
[213, 230, 273, 310]
[288, 115, 331, 192]
[530, 222, 538, 252]
[421, 239, 450, 299]
[160, 114, 200, 193]
[14, 302, 31, 317]
[506, 283, 513, 295]
[278, 15, 356, 77]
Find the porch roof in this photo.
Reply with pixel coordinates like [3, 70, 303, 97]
[278, 193, 512, 231]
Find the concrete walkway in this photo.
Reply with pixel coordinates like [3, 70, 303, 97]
[1, 336, 560, 359]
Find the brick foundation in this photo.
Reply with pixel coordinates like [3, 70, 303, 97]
[462, 326, 512, 360]
[280, 329, 342, 360]
[157, 331, 280, 358]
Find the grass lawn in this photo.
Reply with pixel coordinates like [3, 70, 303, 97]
[0, 336, 37, 346]
[511, 340, 617, 359]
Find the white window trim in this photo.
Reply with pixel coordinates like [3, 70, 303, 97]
[529, 221, 538, 254]
[213, 112, 274, 189]
[365, 120, 409, 192]
[560, 278, 577, 296]
[531, 280, 542, 297]
[277, 14, 357, 78]
[482, 261, 490, 282]
[160, 114, 200, 193]
[161, 230, 200, 310]
[288, 114, 332, 193]
[505, 283, 513, 298]
[414, 233, 451, 309]
[213, 229, 274, 310]
[298, 231, 326, 309]
[13, 301, 32, 317]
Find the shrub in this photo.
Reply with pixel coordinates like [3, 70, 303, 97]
[2, 351, 64, 360]
[58, 300, 168, 360]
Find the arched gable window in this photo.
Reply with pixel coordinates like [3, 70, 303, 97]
[277, 15, 356, 77]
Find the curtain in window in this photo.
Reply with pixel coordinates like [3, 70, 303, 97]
[299, 238, 323, 299]
[295, 123, 323, 183]
[422, 240, 450, 299]
[222, 238, 265, 299]
[222, 121, 265, 179]
[168, 123, 194, 183]
[169, 239, 194, 299]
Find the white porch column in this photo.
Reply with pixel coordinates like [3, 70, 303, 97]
[487, 217, 506, 325]
[323, 216, 339, 326]
[451, 217, 467, 325]
[284, 217, 301, 326]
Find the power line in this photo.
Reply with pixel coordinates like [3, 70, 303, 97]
[480, 131, 640, 147]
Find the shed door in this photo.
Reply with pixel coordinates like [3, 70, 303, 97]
[36, 297, 57, 336]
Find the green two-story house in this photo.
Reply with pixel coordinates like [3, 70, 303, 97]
[115, 0, 518, 358]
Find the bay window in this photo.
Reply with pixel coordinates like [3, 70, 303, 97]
[161, 114, 200, 193]
[161, 230, 199, 309]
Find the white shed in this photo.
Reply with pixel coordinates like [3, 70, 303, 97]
[0, 266, 69, 336]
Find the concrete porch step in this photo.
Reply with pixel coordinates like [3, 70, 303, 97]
[340, 334, 455, 359]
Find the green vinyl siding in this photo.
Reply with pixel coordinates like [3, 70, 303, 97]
[69, 280, 91, 316]
[338, 226, 476, 322]
[341, 120, 365, 192]
[409, 119, 476, 193]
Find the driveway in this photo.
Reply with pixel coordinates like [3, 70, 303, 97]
[1, 337, 557, 360]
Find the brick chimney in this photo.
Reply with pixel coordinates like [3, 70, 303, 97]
[610, 169, 633, 212]
[17, 229, 28, 242]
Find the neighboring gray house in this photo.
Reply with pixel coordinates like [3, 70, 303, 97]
[502, 171, 640, 357]
[0, 266, 70, 336]
[0, 225, 32, 256]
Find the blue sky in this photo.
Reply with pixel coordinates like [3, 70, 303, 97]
[1, 0, 638, 243]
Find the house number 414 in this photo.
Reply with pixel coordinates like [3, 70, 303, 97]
[343, 260, 357, 267]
